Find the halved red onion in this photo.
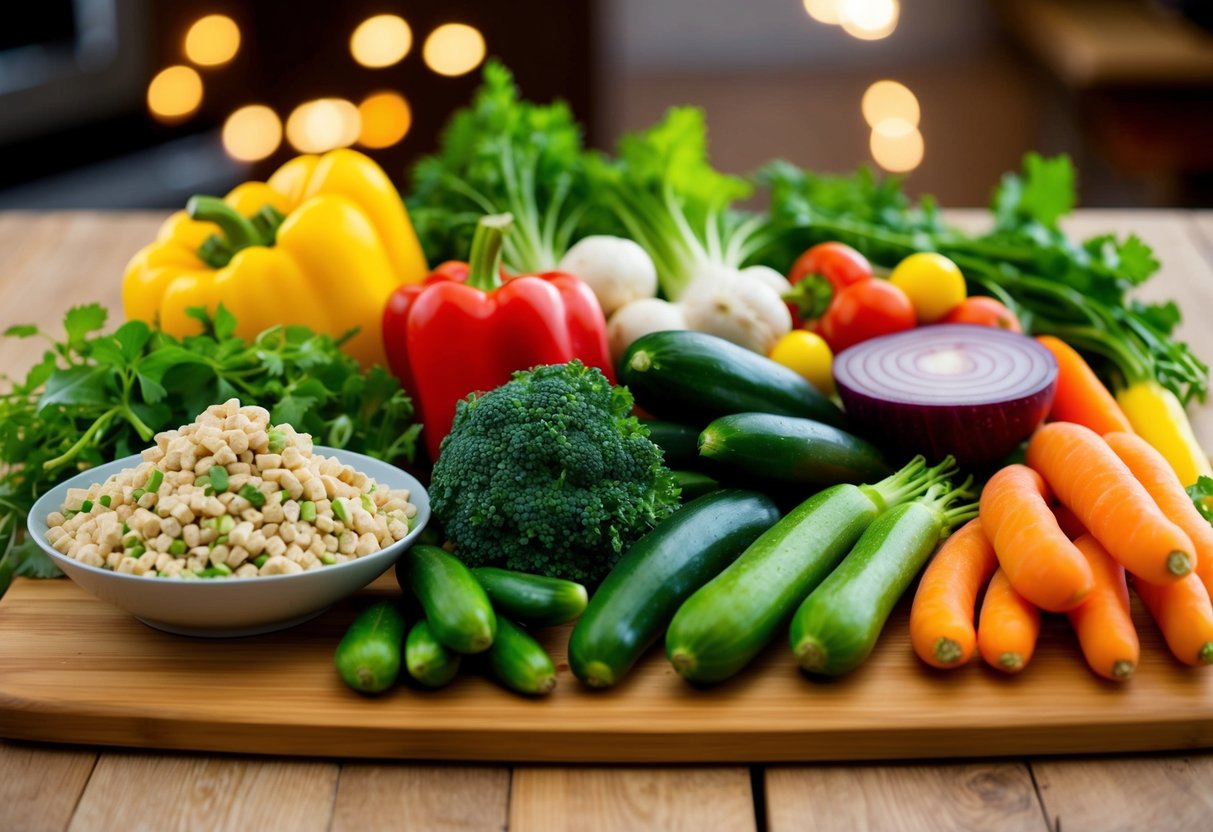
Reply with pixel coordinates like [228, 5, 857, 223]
[833, 325, 1058, 466]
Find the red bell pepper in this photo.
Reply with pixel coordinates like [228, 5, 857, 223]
[383, 214, 614, 461]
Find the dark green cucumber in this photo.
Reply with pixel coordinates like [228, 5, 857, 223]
[404, 544, 497, 653]
[673, 470, 720, 502]
[406, 619, 462, 688]
[471, 567, 588, 627]
[568, 489, 779, 688]
[620, 331, 844, 428]
[334, 601, 405, 694]
[641, 420, 702, 467]
[699, 413, 889, 486]
[487, 617, 556, 695]
[791, 485, 975, 676]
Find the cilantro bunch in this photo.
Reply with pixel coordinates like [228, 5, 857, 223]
[0, 305, 420, 595]
[761, 153, 1207, 404]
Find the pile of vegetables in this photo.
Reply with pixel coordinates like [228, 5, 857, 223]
[0, 304, 421, 596]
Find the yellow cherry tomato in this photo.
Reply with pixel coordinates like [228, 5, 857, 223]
[770, 330, 834, 394]
[888, 252, 966, 324]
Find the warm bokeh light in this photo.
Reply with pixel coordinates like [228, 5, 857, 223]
[350, 15, 412, 68]
[357, 92, 412, 149]
[803, 0, 842, 25]
[146, 66, 203, 122]
[286, 99, 361, 154]
[422, 23, 486, 77]
[184, 15, 241, 67]
[861, 80, 919, 128]
[870, 119, 923, 173]
[222, 105, 283, 162]
[840, 0, 899, 41]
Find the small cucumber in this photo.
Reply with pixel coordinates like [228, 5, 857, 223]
[641, 420, 702, 467]
[487, 617, 556, 696]
[406, 619, 462, 688]
[791, 483, 975, 676]
[620, 331, 844, 428]
[673, 470, 720, 502]
[404, 544, 497, 653]
[471, 567, 588, 627]
[334, 601, 405, 694]
[699, 413, 889, 486]
[569, 489, 779, 688]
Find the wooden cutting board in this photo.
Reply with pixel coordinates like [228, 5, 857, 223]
[1, 573, 1211, 762]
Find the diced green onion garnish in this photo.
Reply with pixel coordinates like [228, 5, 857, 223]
[238, 484, 266, 508]
[99, 495, 112, 508]
[213, 562, 232, 576]
[126, 546, 144, 559]
[200, 517, 218, 530]
[214, 534, 229, 546]
[299, 501, 317, 523]
[121, 522, 130, 534]
[218, 515, 235, 534]
[169, 539, 187, 555]
[332, 497, 350, 524]
[80, 499, 94, 513]
[122, 533, 140, 548]
[320, 553, 337, 565]
[131, 489, 146, 501]
[360, 494, 375, 513]
[267, 429, 286, 454]
[146, 469, 164, 492]
[195, 475, 211, 487]
[209, 466, 229, 493]
[253, 554, 269, 568]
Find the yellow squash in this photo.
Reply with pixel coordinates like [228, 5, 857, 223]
[1117, 380, 1213, 487]
[123, 149, 428, 367]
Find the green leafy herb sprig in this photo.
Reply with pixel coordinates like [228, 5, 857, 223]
[0, 304, 420, 594]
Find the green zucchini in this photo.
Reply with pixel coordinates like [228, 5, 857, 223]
[569, 489, 779, 688]
[334, 601, 405, 694]
[641, 420, 702, 467]
[673, 470, 720, 502]
[791, 482, 976, 676]
[403, 544, 497, 654]
[665, 456, 954, 684]
[620, 331, 844, 428]
[487, 617, 556, 695]
[406, 619, 462, 688]
[699, 413, 889, 486]
[471, 567, 588, 627]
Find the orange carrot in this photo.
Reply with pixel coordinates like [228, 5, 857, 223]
[1051, 502, 1086, 540]
[1133, 574, 1213, 667]
[979, 464, 1093, 612]
[1035, 335, 1133, 435]
[1027, 422, 1196, 585]
[1067, 534, 1139, 681]
[1104, 431, 1213, 599]
[910, 519, 999, 668]
[977, 568, 1041, 673]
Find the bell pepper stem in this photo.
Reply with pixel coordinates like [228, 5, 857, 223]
[188, 196, 285, 269]
[466, 213, 515, 292]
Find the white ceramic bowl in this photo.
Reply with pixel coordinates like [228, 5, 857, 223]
[26, 447, 429, 638]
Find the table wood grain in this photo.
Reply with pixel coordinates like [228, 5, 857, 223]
[3, 210, 1213, 831]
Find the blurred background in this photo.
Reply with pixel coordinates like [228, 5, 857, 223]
[1, 0, 1211, 210]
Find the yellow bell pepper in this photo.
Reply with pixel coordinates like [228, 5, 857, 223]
[123, 149, 428, 367]
[1117, 380, 1213, 487]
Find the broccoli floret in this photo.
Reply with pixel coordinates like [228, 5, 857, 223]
[429, 361, 680, 583]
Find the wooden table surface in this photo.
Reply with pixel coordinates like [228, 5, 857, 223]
[2, 210, 1213, 831]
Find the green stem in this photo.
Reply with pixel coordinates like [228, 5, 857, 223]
[41, 406, 121, 470]
[188, 196, 281, 269]
[465, 213, 514, 291]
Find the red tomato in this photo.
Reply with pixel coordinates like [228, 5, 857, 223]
[819, 280, 917, 353]
[786, 242, 872, 327]
[942, 296, 1023, 333]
